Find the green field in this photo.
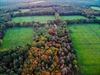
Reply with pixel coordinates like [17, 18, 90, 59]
[20, 9, 30, 13]
[12, 16, 55, 23]
[0, 27, 33, 50]
[60, 16, 86, 20]
[91, 6, 100, 11]
[96, 16, 100, 20]
[68, 24, 100, 75]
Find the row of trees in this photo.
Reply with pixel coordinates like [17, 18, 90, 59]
[9, 7, 55, 17]
[64, 19, 100, 25]
[0, 24, 6, 46]
[12, 11, 55, 17]
[0, 14, 11, 23]
[81, 8, 100, 16]
[5, 21, 46, 28]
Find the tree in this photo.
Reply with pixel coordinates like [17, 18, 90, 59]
[0, 39, 3, 46]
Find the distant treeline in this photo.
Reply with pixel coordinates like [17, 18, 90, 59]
[65, 19, 100, 25]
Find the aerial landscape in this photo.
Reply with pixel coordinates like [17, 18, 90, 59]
[0, 0, 100, 75]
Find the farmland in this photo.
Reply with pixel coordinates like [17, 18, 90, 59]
[68, 24, 100, 75]
[12, 16, 55, 23]
[12, 15, 87, 23]
[96, 16, 100, 20]
[60, 16, 86, 20]
[0, 27, 33, 50]
[91, 6, 100, 11]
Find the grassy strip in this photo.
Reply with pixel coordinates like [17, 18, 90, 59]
[91, 7, 100, 11]
[96, 16, 100, 20]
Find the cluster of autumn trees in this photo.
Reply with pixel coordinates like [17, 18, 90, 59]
[12, 11, 55, 17]
[0, 45, 31, 74]
[21, 24, 79, 75]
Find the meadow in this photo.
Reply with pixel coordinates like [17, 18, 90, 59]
[0, 27, 33, 50]
[68, 24, 100, 75]
[96, 16, 100, 20]
[60, 16, 86, 20]
[12, 16, 87, 23]
[12, 16, 55, 23]
[20, 9, 30, 13]
[91, 6, 100, 11]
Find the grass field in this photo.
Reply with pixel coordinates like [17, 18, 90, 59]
[60, 16, 86, 20]
[96, 16, 100, 20]
[0, 27, 33, 50]
[12, 16, 55, 23]
[68, 24, 100, 75]
[91, 6, 100, 11]
[20, 9, 30, 13]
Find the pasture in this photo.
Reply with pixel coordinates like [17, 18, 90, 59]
[91, 6, 100, 11]
[60, 16, 86, 20]
[12, 16, 55, 23]
[96, 16, 100, 20]
[68, 24, 100, 75]
[0, 27, 33, 50]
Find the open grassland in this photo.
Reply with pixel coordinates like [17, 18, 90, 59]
[68, 24, 100, 75]
[91, 6, 100, 11]
[0, 27, 33, 50]
[12, 16, 55, 23]
[20, 9, 30, 13]
[96, 16, 100, 20]
[60, 16, 86, 20]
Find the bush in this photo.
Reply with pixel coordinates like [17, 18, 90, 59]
[0, 39, 3, 46]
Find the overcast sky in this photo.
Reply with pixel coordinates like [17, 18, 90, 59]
[0, 0, 100, 8]
[0, 0, 99, 2]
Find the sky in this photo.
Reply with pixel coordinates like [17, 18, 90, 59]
[0, 0, 100, 9]
[0, 0, 99, 3]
